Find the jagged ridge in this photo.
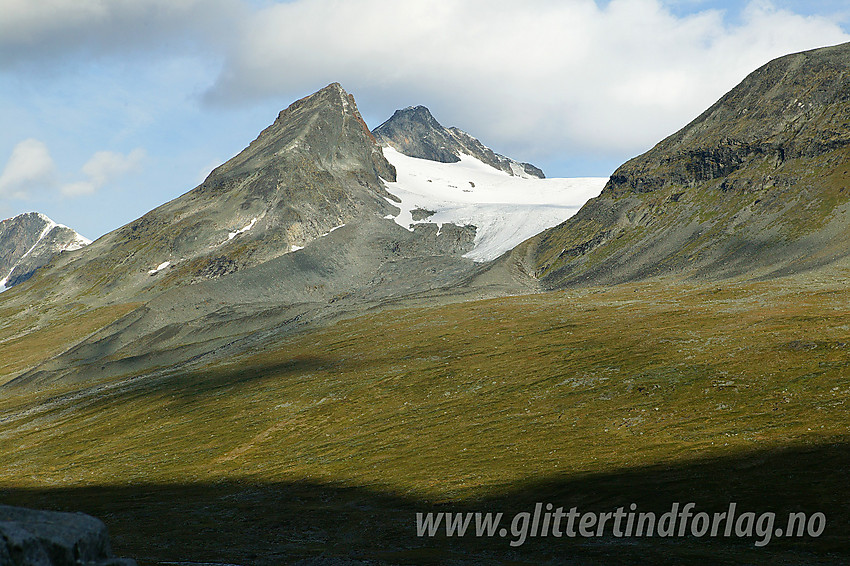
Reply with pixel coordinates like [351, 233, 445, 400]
[373, 105, 545, 178]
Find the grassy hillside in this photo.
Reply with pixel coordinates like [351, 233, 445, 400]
[1, 271, 848, 563]
[0, 298, 140, 386]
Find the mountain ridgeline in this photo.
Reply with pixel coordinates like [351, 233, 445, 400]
[373, 105, 545, 178]
[517, 42, 850, 287]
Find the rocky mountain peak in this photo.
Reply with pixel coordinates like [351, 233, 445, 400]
[373, 105, 545, 178]
[216, 82, 395, 182]
[20, 83, 402, 300]
[373, 105, 461, 163]
[0, 212, 89, 290]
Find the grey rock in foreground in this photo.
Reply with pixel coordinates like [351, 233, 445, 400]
[0, 505, 134, 566]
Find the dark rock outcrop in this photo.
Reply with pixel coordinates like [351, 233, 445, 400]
[373, 105, 545, 178]
[518, 42, 850, 286]
[0, 505, 135, 566]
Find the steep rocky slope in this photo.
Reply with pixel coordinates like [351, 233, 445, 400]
[0, 212, 89, 290]
[374, 105, 545, 178]
[517, 42, 850, 287]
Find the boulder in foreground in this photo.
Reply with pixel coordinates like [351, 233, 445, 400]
[0, 505, 135, 566]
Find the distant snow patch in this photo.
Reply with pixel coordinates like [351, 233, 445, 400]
[508, 161, 536, 179]
[63, 232, 91, 251]
[380, 146, 608, 261]
[38, 213, 92, 247]
[64, 239, 88, 252]
[320, 224, 345, 237]
[228, 217, 258, 240]
[286, 224, 347, 254]
[148, 261, 171, 275]
[18, 223, 54, 262]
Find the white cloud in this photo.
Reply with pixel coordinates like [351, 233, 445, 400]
[204, 0, 850, 161]
[0, 0, 241, 67]
[60, 181, 98, 197]
[82, 148, 146, 187]
[61, 148, 146, 197]
[0, 141, 145, 199]
[0, 138, 56, 198]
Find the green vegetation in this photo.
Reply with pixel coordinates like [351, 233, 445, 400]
[1, 276, 848, 563]
[0, 302, 140, 386]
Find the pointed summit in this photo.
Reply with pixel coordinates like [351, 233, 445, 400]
[373, 106, 460, 163]
[17, 84, 400, 300]
[217, 82, 395, 181]
[373, 105, 544, 178]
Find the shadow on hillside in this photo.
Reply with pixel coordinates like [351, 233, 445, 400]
[65, 356, 342, 407]
[165, 356, 341, 401]
[2, 441, 849, 565]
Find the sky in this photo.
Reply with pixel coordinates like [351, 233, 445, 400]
[1, 0, 849, 240]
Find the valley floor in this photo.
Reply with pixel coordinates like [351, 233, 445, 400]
[1, 270, 849, 564]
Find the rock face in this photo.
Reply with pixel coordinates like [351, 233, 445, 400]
[518, 42, 850, 287]
[0, 505, 135, 566]
[373, 105, 545, 178]
[0, 213, 89, 290]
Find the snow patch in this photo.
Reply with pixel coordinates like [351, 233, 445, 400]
[286, 224, 347, 253]
[380, 147, 608, 261]
[148, 261, 171, 275]
[508, 161, 536, 179]
[63, 236, 89, 252]
[40, 214, 92, 246]
[320, 224, 346, 237]
[228, 217, 258, 240]
[18, 223, 55, 262]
